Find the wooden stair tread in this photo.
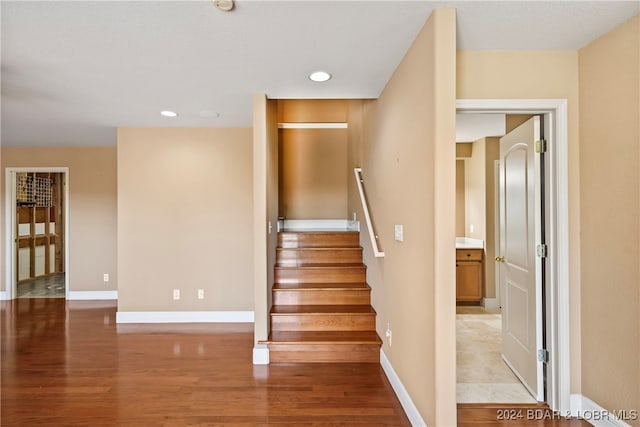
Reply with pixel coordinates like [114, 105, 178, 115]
[279, 231, 359, 235]
[265, 331, 382, 344]
[271, 305, 376, 315]
[273, 282, 370, 290]
[269, 230, 378, 362]
[277, 246, 362, 251]
[275, 263, 365, 269]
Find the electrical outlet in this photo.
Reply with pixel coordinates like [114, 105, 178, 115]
[103, 273, 109, 282]
[173, 289, 180, 300]
[385, 321, 392, 346]
[470, 223, 475, 233]
[197, 289, 204, 300]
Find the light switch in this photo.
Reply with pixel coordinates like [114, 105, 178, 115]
[394, 224, 404, 242]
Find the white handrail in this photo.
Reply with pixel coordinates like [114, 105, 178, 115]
[354, 168, 384, 258]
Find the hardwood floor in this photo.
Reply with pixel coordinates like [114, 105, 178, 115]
[458, 404, 592, 426]
[0, 298, 409, 426]
[1, 299, 592, 426]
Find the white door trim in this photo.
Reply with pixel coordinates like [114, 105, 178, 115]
[4, 167, 70, 300]
[456, 99, 570, 414]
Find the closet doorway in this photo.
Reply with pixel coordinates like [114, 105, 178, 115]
[5, 168, 69, 300]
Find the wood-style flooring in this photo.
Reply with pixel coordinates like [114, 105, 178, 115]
[458, 404, 591, 426]
[1, 298, 409, 426]
[0, 298, 592, 426]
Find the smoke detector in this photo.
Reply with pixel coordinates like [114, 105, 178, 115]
[213, 0, 235, 12]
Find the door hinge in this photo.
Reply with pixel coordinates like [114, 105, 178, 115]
[536, 244, 547, 258]
[538, 349, 549, 364]
[535, 139, 547, 153]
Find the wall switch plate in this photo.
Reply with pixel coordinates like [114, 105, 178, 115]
[103, 273, 109, 282]
[173, 289, 180, 300]
[470, 223, 475, 233]
[197, 289, 204, 300]
[394, 224, 403, 242]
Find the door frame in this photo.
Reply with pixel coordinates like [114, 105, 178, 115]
[3, 167, 70, 300]
[456, 99, 570, 414]
[493, 159, 501, 309]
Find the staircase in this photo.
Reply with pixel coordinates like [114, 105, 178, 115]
[264, 230, 382, 363]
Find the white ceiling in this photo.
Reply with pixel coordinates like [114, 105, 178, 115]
[456, 113, 506, 143]
[2, 0, 638, 147]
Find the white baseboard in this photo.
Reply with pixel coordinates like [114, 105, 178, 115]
[283, 219, 357, 230]
[253, 344, 270, 365]
[116, 310, 254, 324]
[68, 290, 118, 300]
[380, 350, 426, 426]
[483, 298, 500, 310]
[0, 291, 8, 301]
[570, 394, 635, 427]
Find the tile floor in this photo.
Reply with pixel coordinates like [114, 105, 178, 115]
[457, 305, 537, 404]
[17, 273, 65, 298]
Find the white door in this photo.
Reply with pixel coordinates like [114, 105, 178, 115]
[498, 116, 544, 401]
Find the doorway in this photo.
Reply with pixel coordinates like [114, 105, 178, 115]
[456, 114, 543, 403]
[455, 99, 571, 414]
[5, 168, 70, 300]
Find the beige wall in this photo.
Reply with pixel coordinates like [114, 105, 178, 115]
[278, 100, 349, 220]
[253, 95, 279, 344]
[465, 138, 486, 241]
[349, 9, 457, 425]
[484, 138, 499, 300]
[1, 147, 117, 293]
[506, 114, 534, 133]
[456, 160, 466, 236]
[579, 15, 639, 422]
[463, 137, 499, 299]
[456, 143, 472, 158]
[457, 49, 582, 392]
[279, 129, 348, 219]
[278, 99, 348, 123]
[116, 128, 253, 312]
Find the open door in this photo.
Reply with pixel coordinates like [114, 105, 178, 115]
[498, 116, 545, 401]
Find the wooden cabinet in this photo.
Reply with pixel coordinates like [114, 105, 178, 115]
[456, 249, 483, 303]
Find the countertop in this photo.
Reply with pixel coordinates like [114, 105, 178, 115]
[455, 237, 484, 249]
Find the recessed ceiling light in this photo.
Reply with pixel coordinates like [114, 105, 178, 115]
[309, 71, 332, 82]
[160, 110, 178, 117]
[199, 110, 221, 118]
[213, 0, 234, 12]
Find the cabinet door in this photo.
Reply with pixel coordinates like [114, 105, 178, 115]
[456, 262, 482, 301]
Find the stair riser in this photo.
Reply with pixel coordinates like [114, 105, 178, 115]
[271, 314, 376, 331]
[273, 289, 370, 305]
[278, 233, 359, 249]
[275, 267, 366, 284]
[268, 344, 380, 363]
[276, 248, 363, 266]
